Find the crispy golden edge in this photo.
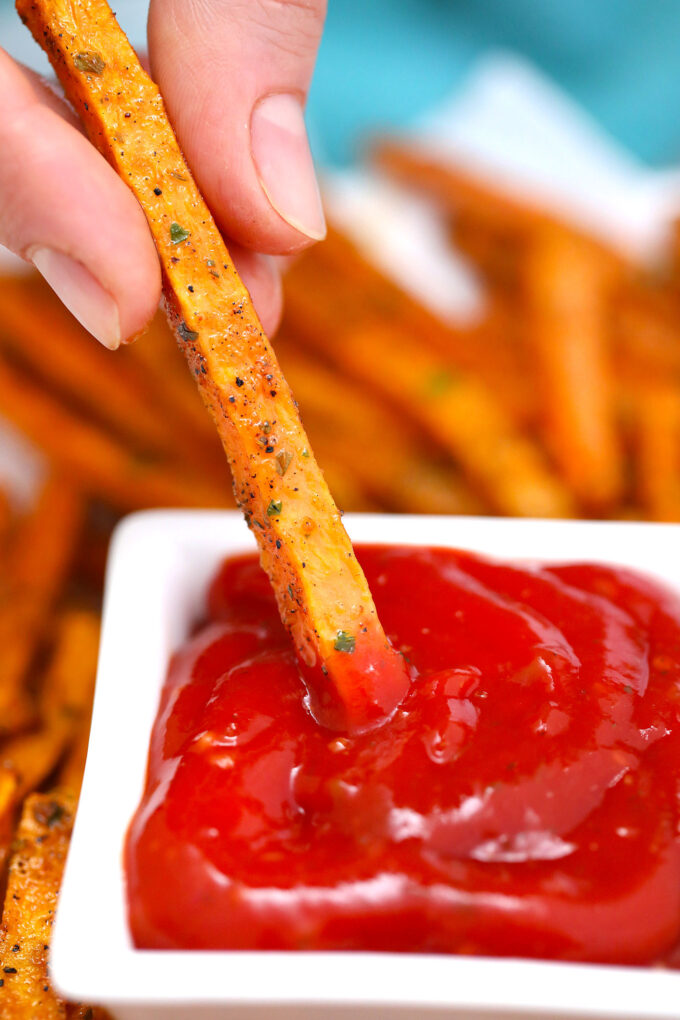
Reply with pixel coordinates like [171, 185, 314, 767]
[0, 478, 83, 736]
[275, 333, 486, 515]
[0, 792, 75, 1019]
[524, 226, 624, 510]
[0, 353, 231, 511]
[1, 610, 100, 801]
[283, 253, 574, 518]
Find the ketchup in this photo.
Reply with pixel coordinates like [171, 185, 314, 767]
[126, 545, 680, 963]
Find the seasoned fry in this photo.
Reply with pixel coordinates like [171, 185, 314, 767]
[524, 226, 624, 509]
[1, 611, 100, 800]
[0, 277, 227, 481]
[0, 772, 19, 876]
[0, 353, 230, 511]
[613, 275, 680, 381]
[0, 478, 82, 736]
[315, 229, 535, 425]
[628, 379, 680, 521]
[276, 334, 486, 515]
[18, 0, 409, 731]
[0, 792, 75, 1019]
[0, 278, 176, 457]
[283, 256, 573, 518]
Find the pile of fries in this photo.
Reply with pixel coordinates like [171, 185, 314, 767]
[0, 477, 110, 1016]
[1, 141, 680, 1014]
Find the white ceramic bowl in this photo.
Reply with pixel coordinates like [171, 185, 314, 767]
[51, 511, 680, 1019]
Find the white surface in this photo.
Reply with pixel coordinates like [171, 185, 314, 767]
[327, 54, 680, 326]
[407, 53, 680, 262]
[53, 510, 680, 1019]
[323, 171, 486, 326]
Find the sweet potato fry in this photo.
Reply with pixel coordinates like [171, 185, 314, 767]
[0, 278, 176, 457]
[0, 772, 19, 878]
[57, 728, 90, 800]
[0, 353, 230, 511]
[613, 275, 680, 381]
[1, 611, 100, 800]
[0, 478, 82, 736]
[315, 229, 536, 425]
[0, 792, 75, 1018]
[628, 379, 680, 522]
[276, 334, 486, 515]
[524, 225, 624, 509]
[283, 256, 573, 518]
[18, 0, 409, 731]
[0, 276, 227, 480]
[372, 141, 625, 272]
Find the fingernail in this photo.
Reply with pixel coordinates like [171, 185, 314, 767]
[28, 247, 121, 350]
[251, 93, 326, 241]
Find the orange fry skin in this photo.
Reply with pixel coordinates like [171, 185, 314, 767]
[0, 792, 76, 1019]
[18, 0, 409, 732]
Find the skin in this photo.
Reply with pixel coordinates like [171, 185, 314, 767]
[0, 0, 327, 338]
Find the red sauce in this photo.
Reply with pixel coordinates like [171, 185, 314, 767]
[126, 545, 680, 963]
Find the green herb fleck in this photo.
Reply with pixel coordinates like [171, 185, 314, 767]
[425, 369, 457, 397]
[74, 51, 105, 74]
[261, 421, 272, 434]
[334, 630, 355, 654]
[267, 499, 282, 517]
[177, 321, 198, 342]
[170, 222, 190, 245]
[302, 447, 310, 458]
[623, 685, 633, 695]
[276, 450, 293, 476]
[32, 800, 65, 828]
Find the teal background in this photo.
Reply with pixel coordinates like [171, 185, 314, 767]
[3, 0, 680, 166]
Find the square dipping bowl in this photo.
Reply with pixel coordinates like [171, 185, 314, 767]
[51, 510, 680, 1019]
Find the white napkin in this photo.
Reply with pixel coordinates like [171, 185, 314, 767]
[325, 52, 680, 325]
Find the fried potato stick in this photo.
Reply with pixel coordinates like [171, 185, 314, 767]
[283, 259, 573, 518]
[0, 279, 182, 460]
[1, 611, 100, 801]
[276, 334, 486, 515]
[629, 379, 680, 522]
[0, 354, 230, 511]
[524, 226, 624, 510]
[0, 478, 82, 736]
[0, 792, 75, 1019]
[315, 229, 535, 425]
[18, 0, 408, 732]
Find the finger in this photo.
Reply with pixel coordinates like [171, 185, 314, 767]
[148, 0, 327, 256]
[0, 48, 161, 347]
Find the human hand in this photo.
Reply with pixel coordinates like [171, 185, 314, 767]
[0, 0, 327, 346]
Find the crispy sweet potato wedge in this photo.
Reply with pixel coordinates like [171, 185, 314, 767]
[1, 610, 100, 801]
[0, 792, 75, 1019]
[18, 0, 408, 731]
[0, 478, 82, 736]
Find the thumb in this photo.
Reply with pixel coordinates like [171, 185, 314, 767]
[148, 0, 327, 256]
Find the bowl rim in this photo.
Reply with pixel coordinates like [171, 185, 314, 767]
[50, 509, 680, 1016]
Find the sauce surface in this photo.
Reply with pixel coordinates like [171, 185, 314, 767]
[126, 545, 680, 963]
